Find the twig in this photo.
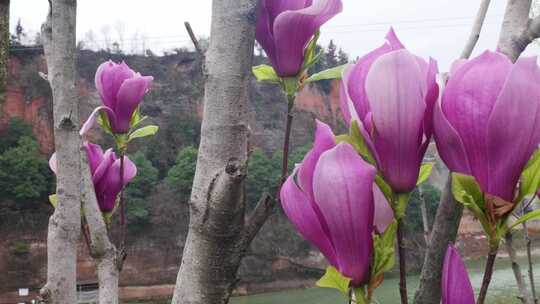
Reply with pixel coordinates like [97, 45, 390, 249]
[242, 94, 296, 243]
[184, 21, 203, 55]
[419, 187, 431, 244]
[397, 220, 408, 304]
[522, 202, 538, 303]
[460, 0, 492, 59]
[280, 97, 295, 186]
[477, 249, 498, 304]
[118, 151, 127, 271]
[497, 0, 537, 62]
[81, 222, 92, 253]
[505, 230, 534, 304]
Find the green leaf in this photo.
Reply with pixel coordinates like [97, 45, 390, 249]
[252, 64, 280, 83]
[282, 77, 299, 98]
[510, 209, 540, 230]
[395, 193, 411, 220]
[97, 111, 113, 135]
[316, 266, 351, 295]
[451, 173, 484, 208]
[302, 30, 321, 70]
[335, 121, 377, 166]
[375, 175, 393, 203]
[381, 221, 398, 248]
[48, 194, 57, 208]
[417, 163, 434, 186]
[518, 149, 540, 203]
[305, 64, 347, 83]
[451, 173, 493, 238]
[372, 221, 397, 278]
[128, 125, 159, 142]
[130, 107, 148, 130]
[354, 287, 368, 304]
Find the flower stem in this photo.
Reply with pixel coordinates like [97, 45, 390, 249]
[279, 95, 295, 188]
[119, 153, 125, 241]
[477, 249, 498, 304]
[397, 219, 408, 304]
[117, 148, 128, 271]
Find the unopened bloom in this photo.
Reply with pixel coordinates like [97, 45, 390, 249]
[49, 142, 137, 212]
[340, 29, 438, 193]
[280, 120, 376, 285]
[434, 51, 540, 203]
[442, 244, 475, 304]
[256, 0, 343, 77]
[81, 61, 153, 135]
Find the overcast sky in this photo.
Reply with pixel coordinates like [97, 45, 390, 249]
[10, 0, 540, 71]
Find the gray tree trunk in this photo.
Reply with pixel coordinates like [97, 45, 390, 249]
[419, 188, 431, 244]
[413, 178, 463, 304]
[171, 0, 259, 303]
[498, 2, 537, 303]
[414, 1, 539, 303]
[0, 0, 9, 102]
[505, 232, 534, 304]
[497, 0, 533, 61]
[39, 1, 81, 303]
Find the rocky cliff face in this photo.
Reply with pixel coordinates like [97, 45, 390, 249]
[0, 48, 346, 297]
[0, 48, 480, 301]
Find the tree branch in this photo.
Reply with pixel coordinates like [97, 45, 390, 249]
[240, 193, 275, 247]
[461, 0, 492, 59]
[39, 1, 81, 303]
[497, 0, 534, 61]
[184, 22, 203, 55]
[505, 231, 534, 304]
[413, 177, 464, 304]
[171, 1, 257, 302]
[80, 147, 119, 304]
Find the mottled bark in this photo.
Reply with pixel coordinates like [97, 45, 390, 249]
[81, 151, 119, 304]
[171, 1, 258, 303]
[497, 0, 539, 61]
[413, 177, 463, 304]
[505, 232, 534, 304]
[39, 1, 80, 303]
[497, 2, 537, 303]
[419, 189, 431, 244]
[0, 0, 8, 102]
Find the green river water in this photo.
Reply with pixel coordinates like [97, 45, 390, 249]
[230, 254, 540, 304]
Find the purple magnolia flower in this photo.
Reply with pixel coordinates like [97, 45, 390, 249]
[280, 120, 376, 286]
[373, 185, 394, 234]
[442, 244, 475, 304]
[49, 142, 137, 212]
[434, 51, 540, 203]
[256, 0, 343, 77]
[340, 29, 439, 193]
[81, 60, 153, 135]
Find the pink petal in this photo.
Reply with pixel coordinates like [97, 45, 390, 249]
[433, 97, 472, 174]
[442, 50, 512, 192]
[313, 143, 376, 285]
[49, 153, 57, 175]
[373, 184, 394, 234]
[84, 142, 104, 175]
[272, 0, 342, 76]
[114, 76, 153, 133]
[365, 49, 427, 192]
[79, 106, 116, 136]
[442, 244, 475, 304]
[486, 56, 540, 201]
[297, 119, 336, 200]
[280, 170, 337, 267]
